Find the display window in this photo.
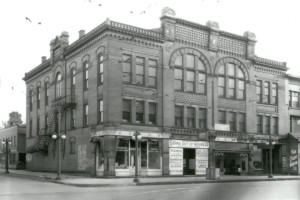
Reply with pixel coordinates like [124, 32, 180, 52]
[115, 139, 129, 169]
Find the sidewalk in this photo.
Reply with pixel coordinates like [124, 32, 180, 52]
[1, 168, 300, 187]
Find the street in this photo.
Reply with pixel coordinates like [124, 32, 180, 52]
[0, 176, 299, 200]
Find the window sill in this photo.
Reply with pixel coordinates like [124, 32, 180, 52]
[219, 97, 246, 101]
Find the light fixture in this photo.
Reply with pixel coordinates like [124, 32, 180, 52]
[61, 135, 66, 139]
[52, 135, 57, 139]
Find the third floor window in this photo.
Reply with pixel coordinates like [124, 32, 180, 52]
[83, 62, 89, 90]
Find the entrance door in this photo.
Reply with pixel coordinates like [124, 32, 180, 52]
[183, 149, 195, 175]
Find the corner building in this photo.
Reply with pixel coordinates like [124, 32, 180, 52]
[23, 8, 298, 176]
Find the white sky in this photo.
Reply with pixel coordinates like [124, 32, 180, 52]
[0, 0, 299, 126]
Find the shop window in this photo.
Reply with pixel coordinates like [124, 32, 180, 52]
[69, 137, 76, 154]
[148, 60, 157, 87]
[175, 106, 183, 127]
[257, 115, 263, 133]
[55, 73, 62, 98]
[141, 141, 147, 169]
[115, 139, 129, 169]
[228, 112, 236, 131]
[148, 141, 160, 169]
[187, 107, 195, 128]
[98, 54, 104, 85]
[122, 55, 132, 83]
[218, 110, 226, 124]
[83, 62, 89, 90]
[136, 101, 144, 124]
[199, 108, 206, 129]
[122, 99, 131, 123]
[136, 57, 145, 85]
[98, 142, 104, 169]
[149, 103, 157, 125]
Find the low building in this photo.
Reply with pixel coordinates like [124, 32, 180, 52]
[23, 7, 298, 176]
[0, 125, 26, 169]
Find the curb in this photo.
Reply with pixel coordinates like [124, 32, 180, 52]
[2, 172, 300, 187]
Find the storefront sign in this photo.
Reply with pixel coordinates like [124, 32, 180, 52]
[92, 130, 171, 139]
[169, 148, 183, 175]
[196, 149, 208, 175]
[290, 148, 298, 173]
[169, 140, 209, 149]
[215, 137, 237, 142]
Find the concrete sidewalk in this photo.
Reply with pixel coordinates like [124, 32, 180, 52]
[1, 168, 300, 187]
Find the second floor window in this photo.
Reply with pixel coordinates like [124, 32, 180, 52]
[265, 116, 270, 134]
[290, 91, 300, 108]
[148, 60, 157, 87]
[175, 106, 183, 127]
[272, 83, 278, 104]
[37, 87, 40, 109]
[263, 82, 270, 104]
[175, 68, 183, 91]
[199, 108, 206, 129]
[122, 99, 131, 122]
[257, 115, 263, 133]
[55, 73, 62, 98]
[98, 54, 104, 85]
[256, 80, 262, 102]
[149, 103, 157, 125]
[71, 68, 76, 96]
[45, 82, 49, 106]
[136, 101, 144, 124]
[238, 113, 246, 132]
[29, 119, 32, 137]
[218, 110, 226, 124]
[273, 117, 278, 134]
[228, 112, 236, 131]
[187, 107, 195, 128]
[83, 62, 89, 90]
[45, 115, 48, 132]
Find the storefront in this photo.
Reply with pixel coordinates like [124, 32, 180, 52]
[91, 130, 170, 177]
[168, 140, 209, 175]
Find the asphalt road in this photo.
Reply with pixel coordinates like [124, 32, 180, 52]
[0, 176, 299, 200]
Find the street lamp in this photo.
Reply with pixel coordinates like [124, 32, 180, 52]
[132, 131, 142, 183]
[2, 139, 12, 173]
[51, 112, 66, 180]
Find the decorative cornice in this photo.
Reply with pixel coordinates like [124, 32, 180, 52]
[252, 56, 287, 70]
[23, 60, 51, 82]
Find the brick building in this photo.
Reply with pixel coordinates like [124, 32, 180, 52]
[23, 7, 298, 176]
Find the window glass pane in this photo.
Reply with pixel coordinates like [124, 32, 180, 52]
[141, 141, 147, 168]
[218, 77, 225, 97]
[187, 71, 194, 81]
[227, 63, 235, 76]
[237, 67, 244, 78]
[148, 141, 161, 169]
[218, 111, 226, 124]
[198, 73, 206, 83]
[186, 54, 195, 68]
[218, 77, 225, 86]
[229, 112, 236, 131]
[123, 100, 131, 111]
[149, 77, 156, 87]
[219, 65, 225, 75]
[228, 78, 235, 98]
[175, 55, 183, 67]
[175, 80, 182, 90]
[149, 67, 156, 77]
[136, 57, 144, 64]
[175, 69, 183, 79]
[136, 65, 144, 75]
[199, 108, 206, 129]
[187, 107, 195, 128]
[197, 58, 205, 70]
[149, 59, 157, 67]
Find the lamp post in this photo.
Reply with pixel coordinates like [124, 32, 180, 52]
[2, 139, 12, 174]
[52, 112, 66, 180]
[132, 131, 141, 183]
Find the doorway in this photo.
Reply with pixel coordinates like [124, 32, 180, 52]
[183, 148, 195, 175]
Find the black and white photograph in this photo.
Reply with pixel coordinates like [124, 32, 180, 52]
[0, 0, 299, 199]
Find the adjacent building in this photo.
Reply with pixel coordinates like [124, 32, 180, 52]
[23, 7, 299, 176]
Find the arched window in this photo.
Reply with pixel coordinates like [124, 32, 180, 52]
[83, 62, 89, 90]
[36, 86, 40, 109]
[174, 54, 207, 94]
[45, 82, 49, 106]
[69, 137, 76, 154]
[55, 73, 62, 98]
[218, 63, 245, 99]
[98, 54, 104, 85]
[71, 68, 76, 96]
[29, 90, 33, 111]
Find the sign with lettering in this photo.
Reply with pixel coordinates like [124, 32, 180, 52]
[289, 146, 298, 173]
[169, 140, 209, 149]
[196, 149, 208, 175]
[215, 124, 230, 131]
[169, 148, 183, 175]
[215, 137, 237, 143]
